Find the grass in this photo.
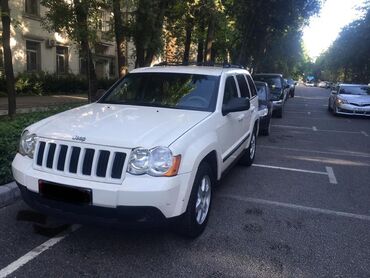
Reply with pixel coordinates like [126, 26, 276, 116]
[0, 104, 83, 185]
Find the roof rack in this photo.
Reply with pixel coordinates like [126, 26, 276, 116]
[153, 61, 245, 69]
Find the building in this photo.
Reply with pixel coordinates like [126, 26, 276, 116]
[0, 0, 135, 79]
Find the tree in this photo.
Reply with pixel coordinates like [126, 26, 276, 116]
[1, 0, 16, 118]
[132, 0, 170, 67]
[41, 0, 100, 102]
[112, 0, 127, 77]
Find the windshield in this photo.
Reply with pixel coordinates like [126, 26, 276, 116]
[100, 73, 220, 112]
[255, 84, 267, 100]
[339, 86, 370, 96]
[254, 76, 282, 91]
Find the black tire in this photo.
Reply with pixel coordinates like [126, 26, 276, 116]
[174, 162, 213, 238]
[328, 102, 332, 112]
[239, 128, 257, 166]
[290, 90, 295, 98]
[259, 119, 271, 136]
[275, 107, 283, 118]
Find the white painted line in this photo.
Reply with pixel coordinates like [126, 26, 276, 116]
[0, 225, 80, 278]
[258, 145, 370, 159]
[361, 131, 369, 137]
[272, 124, 312, 130]
[219, 194, 370, 222]
[307, 111, 311, 115]
[252, 164, 327, 175]
[312, 126, 318, 131]
[326, 166, 338, 184]
[273, 124, 363, 135]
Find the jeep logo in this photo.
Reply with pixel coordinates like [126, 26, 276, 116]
[72, 136, 86, 142]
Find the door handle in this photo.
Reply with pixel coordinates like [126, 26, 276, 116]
[237, 114, 245, 121]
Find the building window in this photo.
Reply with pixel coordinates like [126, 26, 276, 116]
[26, 41, 41, 72]
[56, 46, 68, 75]
[25, 0, 40, 16]
[98, 11, 112, 33]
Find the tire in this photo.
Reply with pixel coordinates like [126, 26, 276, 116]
[275, 107, 283, 118]
[290, 90, 295, 98]
[328, 102, 332, 112]
[174, 162, 213, 238]
[259, 119, 271, 136]
[239, 128, 257, 166]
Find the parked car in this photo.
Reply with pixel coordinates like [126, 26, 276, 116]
[255, 81, 273, 135]
[12, 65, 260, 237]
[286, 78, 295, 97]
[318, 81, 331, 89]
[328, 84, 370, 116]
[253, 73, 288, 118]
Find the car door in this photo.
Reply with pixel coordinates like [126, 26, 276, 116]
[245, 74, 259, 123]
[218, 75, 247, 170]
[236, 74, 252, 134]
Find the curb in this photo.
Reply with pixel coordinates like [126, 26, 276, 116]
[0, 182, 20, 208]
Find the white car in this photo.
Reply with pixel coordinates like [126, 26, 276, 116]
[328, 84, 370, 116]
[12, 65, 260, 237]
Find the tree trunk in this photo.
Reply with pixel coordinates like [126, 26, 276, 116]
[73, 0, 97, 102]
[113, 0, 126, 77]
[1, 0, 16, 117]
[183, 17, 193, 64]
[204, 14, 215, 62]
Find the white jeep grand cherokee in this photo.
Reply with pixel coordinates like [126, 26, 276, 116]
[12, 65, 259, 237]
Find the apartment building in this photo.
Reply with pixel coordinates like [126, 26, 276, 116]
[0, 0, 134, 79]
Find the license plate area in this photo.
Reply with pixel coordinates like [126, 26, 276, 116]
[39, 180, 92, 205]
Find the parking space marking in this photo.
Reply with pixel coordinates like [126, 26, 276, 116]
[0, 225, 80, 278]
[252, 163, 327, 175]
[258, 145, 370, 159]
[326, 166, 337, 184]
[361, 131, 369, 137]
[252, 164, 337, 184]
[219, 194, 370, 222]
[307, 111, 311, 115]
[312, 126, 318, 131]
[272, 124, 364, 135]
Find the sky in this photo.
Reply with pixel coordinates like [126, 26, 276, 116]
[303, 0, 367, 60]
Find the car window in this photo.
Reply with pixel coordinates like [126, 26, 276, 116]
[100, 73, 220, 112]
[256, 84, 267, 101]
[246, 75, 257, 97]
[236, 74, 251, 98]
[339, 86, 370, 95]
[223, 76, 239, 105]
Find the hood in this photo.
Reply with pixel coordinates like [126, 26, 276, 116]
[339, 94, 370, 105]
[30, 103, 211, 148]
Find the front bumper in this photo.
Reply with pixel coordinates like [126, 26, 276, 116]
[336, 104, 370, 116]
[12, 154, 192, 220]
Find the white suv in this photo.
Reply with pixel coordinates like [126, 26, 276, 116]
[12, 65, 259, 237]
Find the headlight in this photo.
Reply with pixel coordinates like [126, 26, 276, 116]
[128, 146, 181, 177]
[336, 98, 348, 105]
[19, 130, 36, 158]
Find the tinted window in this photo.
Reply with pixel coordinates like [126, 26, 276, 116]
[101, 73, 220, 112]
[236, 74, 251, 98]
[339, 86, 370, 96]
[254, 75, 282, 89]
[223, 76, 239, 105]
[246, 75, 257, 97]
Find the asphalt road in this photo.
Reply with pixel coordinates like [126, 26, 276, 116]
[1, 86, 370, 278]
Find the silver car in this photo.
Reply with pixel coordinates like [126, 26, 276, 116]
[328, 84, 370, 116]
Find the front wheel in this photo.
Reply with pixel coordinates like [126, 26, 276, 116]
[239, 129, 257, 166]
[175, 162, 213, 238]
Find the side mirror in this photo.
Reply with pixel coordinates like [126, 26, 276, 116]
[222, 98, 250, 116]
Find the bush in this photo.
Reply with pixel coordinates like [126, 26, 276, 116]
[0, 72, 118, 96]
[0, 104, 82, 185]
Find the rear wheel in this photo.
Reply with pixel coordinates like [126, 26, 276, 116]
[239, 128, 257, 166]
[175, 162, 213, 238]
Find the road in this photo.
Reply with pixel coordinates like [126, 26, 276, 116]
[1, 86, 370, 278]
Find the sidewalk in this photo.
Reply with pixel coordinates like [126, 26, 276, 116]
[0, 94, 88, 116]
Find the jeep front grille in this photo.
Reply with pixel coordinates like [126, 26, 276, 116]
[34, 139, 128, 184]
